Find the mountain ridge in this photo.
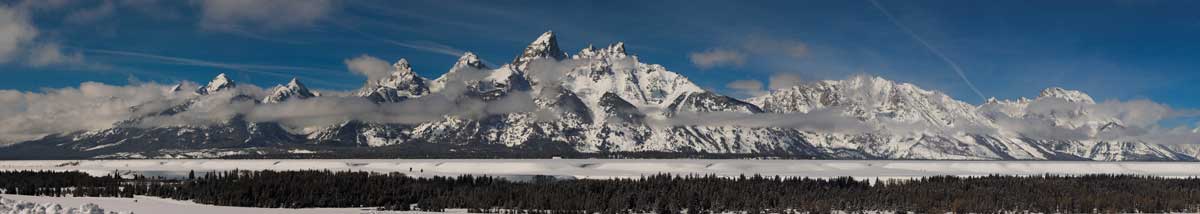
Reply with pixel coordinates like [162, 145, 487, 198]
[2, 31, 1195, 160]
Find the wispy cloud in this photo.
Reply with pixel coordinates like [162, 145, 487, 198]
[333, 22, 498, 66]
[335, 22, 466, 57]
[82, 48, 355, 88]
[768, 73, 804, 91]
[867, 0, 987, 102]
[84, 49, 337, 72]
[0, 2, 92, 68]
[689, 36, 809, 70]
[62, 0, 114, 25]
[343, 1, 494, 35]
[381, 40, 466, 57]
[29, 43, 84, 67]
[344, 54, 391, 84]
[206, 24, 312, 44]
[197, 0, 335, 31]
[741, 36, 809, 59]
[0, 6, 39, 64]
[690, 49, 746, 69]
[725, 79, 766, 97]
[724, 73, 807, 98]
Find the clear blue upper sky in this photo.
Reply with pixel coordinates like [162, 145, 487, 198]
[2, 0, 1198, 108]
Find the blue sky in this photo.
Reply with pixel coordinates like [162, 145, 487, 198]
[2, 0, 1198, 109]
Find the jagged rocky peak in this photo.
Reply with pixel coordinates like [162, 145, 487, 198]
[381, 58, 424, 86]
[195, 73, 236, 95]
[454, 52, 486, 69]
[393, 58, 413, 73]
[1038, 87, 1096, 104]
[430, 51, 532, 97]
[264, 78, 317, 103]
[514, 31, 567, 70]
[357, 58, 430, 102]
[750, 75, 989, 127]
[574, 42, 627, 59]
[374, 58, 424, 88]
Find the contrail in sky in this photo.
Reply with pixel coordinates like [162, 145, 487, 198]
[867, 0, 987, 102]
[83, 48, 357, 88]
[331, 21, 498, 67]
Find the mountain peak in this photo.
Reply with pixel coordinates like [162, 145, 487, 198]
[385, 58, 420, 81]
[1038, 87, 1095, 104]
[264, 78, 316, 103]
[454, 52, 486, 69]
[749, 75, 988, 128]
[534, 31, 556, 45]
[195, 73, 236, 95]
[393, 58, 412, 71]
[285, 77, 305, 89]
[610, 42, 625, 53]
[357, 58, 430, 102]
[574, 42, 627, 59]
[513, 31, 566, 70]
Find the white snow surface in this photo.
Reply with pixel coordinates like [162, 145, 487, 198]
[5, 159, 1200, 180]
[0, 194, 436, 214]
[0, 196, 121, 214]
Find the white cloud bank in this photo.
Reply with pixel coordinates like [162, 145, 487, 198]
[0, 82, 191, 144]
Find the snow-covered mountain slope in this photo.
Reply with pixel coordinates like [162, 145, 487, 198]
[0, 75, 305, 159]
[748, 76, 990, 128]
[263, 78, 317, 103]
[748, 76, 1193, 161]
[3, 31, 1196, 160]
[355, 58, 428, 102]
[514, 31, 567, 70]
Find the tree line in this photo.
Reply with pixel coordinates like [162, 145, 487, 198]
[3, 170, 1200, 213]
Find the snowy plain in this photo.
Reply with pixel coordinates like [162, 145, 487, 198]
[5, 159, 1200, 180]
[6, 159, 1200, 213]
[0, 194, 452, 214]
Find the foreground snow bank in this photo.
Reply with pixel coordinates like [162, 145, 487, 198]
[5, 159, 1200, 179]
[1, 195, 451, 214]
[0, 195, 124, 214]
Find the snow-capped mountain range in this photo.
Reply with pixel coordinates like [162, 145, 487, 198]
[2, 31, 1196, 160]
